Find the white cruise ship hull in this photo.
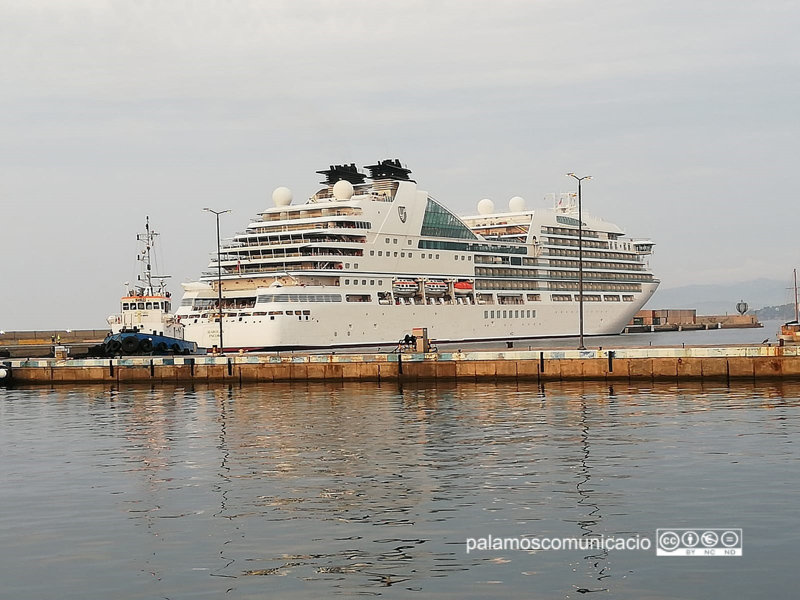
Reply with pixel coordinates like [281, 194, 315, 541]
[182, 282, 658, 351]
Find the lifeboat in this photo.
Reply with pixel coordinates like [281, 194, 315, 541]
[392, 279, 419, 296]
[453, 281, 473, 295]
[424, 280, 448, 296]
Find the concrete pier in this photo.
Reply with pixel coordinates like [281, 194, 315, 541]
[3, 345, 800, 385]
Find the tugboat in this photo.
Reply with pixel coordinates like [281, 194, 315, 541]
[102, 218, 201, 356]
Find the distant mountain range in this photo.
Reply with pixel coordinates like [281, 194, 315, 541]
[647, 279, 794, 315]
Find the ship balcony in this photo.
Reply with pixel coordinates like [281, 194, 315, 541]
[211, 249, 363, 264]
[480, 233, 529, 241]
[545, 262, 648, 272]
[541, 229, 602, 240]
[242, 221, 372, 236]
[201, 260, 344, 278]
[256, 207, 365, 223]
[544, 272, 655, 282]
[226, 233, 367, 249]
[540, 251, 644, 263]
[542, 239, 610, 249]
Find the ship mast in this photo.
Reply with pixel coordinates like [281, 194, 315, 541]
[794, 268, 798, 323]
[140, 217, 154, 292]
[136, 216, 169, 295]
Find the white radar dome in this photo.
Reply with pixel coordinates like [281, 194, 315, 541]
[477, 198, 494, 215]
[272, 186, 293, 207]
[509, 196, 526, 212]
[333, 179, 355, 201]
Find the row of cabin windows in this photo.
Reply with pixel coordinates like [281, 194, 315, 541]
[546, 238, 608, 249]
[478, 256, 537, 267]
[184, 298, 257, 312]
[549, 259, 646, 271]
[251, 220, 373, 234]
[548, 282, 643, 292]
[123, 301, 170, 311]
[542, 226, 601, 239]
[227, 233, 367, 249]
[475, 255, 528, 265]
[368, 250, 472, 261]
[183, 310, 314, 323]
[476, 293, 539, 305]
[268, 309, 311, 321]
[419, 239, 526, 255]
[475, 279, 539, 290]
[552, 294, 634, 302]
[475, 267, 538, 277]
[186, 292, 636, 309]
[546, 248, 641, 261]
[548, 269, 653, 281]
[257, 294, 342, 303]
[260, 207, 363, 222]
[194, 298, 218, 308]
[484, 309, 537, 319]
[345, 279, 384, 286]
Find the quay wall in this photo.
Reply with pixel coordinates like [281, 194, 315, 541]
[695, 314, 761, 327]
[3, 346, 800, 385]
[0, 329, 108, 344]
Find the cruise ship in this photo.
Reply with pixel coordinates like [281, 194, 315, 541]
[176, 160, 658, 350]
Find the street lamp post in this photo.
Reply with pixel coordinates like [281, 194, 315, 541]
[566, 173, 592, 350]
[203, 208, 231, 353]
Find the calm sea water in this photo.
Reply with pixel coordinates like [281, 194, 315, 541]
[1, 380, 798, 599]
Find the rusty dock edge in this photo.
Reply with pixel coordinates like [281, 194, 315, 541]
[3, 346, 800, 384]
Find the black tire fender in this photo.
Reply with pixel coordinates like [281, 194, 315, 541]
[121, 336, 140, 354]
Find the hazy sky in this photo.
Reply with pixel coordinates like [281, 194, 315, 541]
[1, 0, 798, 330]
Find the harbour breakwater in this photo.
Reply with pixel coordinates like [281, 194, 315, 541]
[3, 345, 800, 385]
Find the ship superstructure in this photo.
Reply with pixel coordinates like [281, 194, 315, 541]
[104, 218, 198, 355]
[176, 160, 658, 350]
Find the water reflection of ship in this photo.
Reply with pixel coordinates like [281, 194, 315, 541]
[213, 384, 443, 586]
[115, 386, 187, 583]
[573, 393, 610, 593]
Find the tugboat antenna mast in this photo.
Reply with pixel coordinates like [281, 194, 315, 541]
[136, 216, 168, 294]
[144, 217, 153, 292]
